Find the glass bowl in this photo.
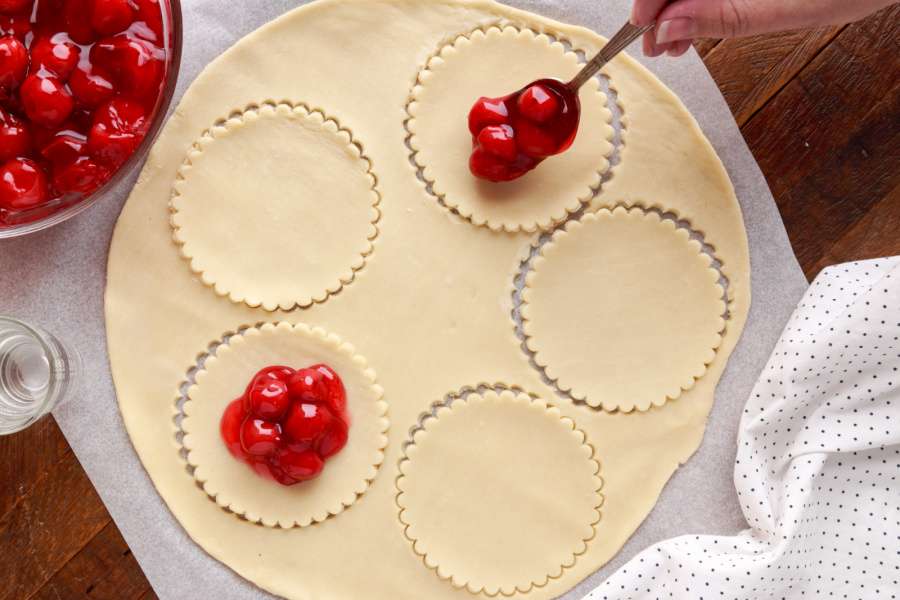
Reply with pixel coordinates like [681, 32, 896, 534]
[0, 0, 183, 239]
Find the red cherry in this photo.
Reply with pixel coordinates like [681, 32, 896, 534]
[283, 437, 312, 454]
[20, 75, 75, 128]
[468, 96, 509, 136]
[517, 84, 560, 124]
[31, 0, 63, 29]
[317, 417, 349, 459]
[239, 418, 282, 457]
[86, 98, 147, 168]
[0, 108, 29, 162]
[249, 459, 283, 483]
[40, 131, 85, 165]
[0, 0, 31, 15]
[63, 0, 97, 45]
[469, 146, 534, 182]
[287, 367, 329, 404]
[53, 156, 110, 195]
[69, 108, 95, 133]
[516, 120, 559, 158]
[0, 15, 30, 41]
[132, 0, 163, 43]
[264, 460, 303, 486]
[0, 35, 27, 92]
[68, 64, 116, 108]
[91, 34, 164, 99]
[30, 35, 79, 81]
[253, 365, 296, 383]
[132, 0, 163, 45]
[0, 157, 48, 211]
[28, 121, 67, 152]
[91, 0, 135, 36]
[283, 401, 333, 443]
[273, 448, 323, 483]
[245, 365, 295, 394]
[476, 124, 517, 162]
[469, 147, 510, 182]
[248, 379, 291, 422]
[309, 363, 347, 414]
[220, 398, 250, 462]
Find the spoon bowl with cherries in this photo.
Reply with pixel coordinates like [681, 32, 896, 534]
[468, 21, 652, 182]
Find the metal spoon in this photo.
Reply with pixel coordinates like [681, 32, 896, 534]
[569, 22, 655, 91]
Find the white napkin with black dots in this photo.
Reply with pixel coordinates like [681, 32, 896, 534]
[588, 256, 900, 600]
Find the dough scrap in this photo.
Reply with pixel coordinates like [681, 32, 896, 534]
[170, 102, 381, 311]
[522, 207, 726, 412]
[407, 26, 613, 233]
[396, 389, 603, 596]
[181, 322, 389, 528]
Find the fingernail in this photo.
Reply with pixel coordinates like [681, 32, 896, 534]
[656, 17, 696, 45]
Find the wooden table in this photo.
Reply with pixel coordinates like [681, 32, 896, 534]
[2, 6, 898, 599]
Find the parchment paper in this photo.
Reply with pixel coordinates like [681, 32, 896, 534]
[0, 1, 809, 598]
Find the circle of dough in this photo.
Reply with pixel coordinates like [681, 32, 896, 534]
[521, 207, 726, 412]
[180, 322, 389, 528]
[407, 26, 613, 233]
[396, 390, 603, 596]
[170, 102, 381, 311]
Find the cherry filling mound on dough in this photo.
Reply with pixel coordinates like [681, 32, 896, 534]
[220, 364, 351, 486]
[468, 79, 580, 182]
[0, 0, 170, 227]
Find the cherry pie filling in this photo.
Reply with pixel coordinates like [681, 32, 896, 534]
[220, 364, 351, 486]
[0, 0, 171, 227]
[468, 78, 580, 183]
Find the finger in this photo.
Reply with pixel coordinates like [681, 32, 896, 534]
[642, 29, 664, 57]
[655, 0, 896, 44]
[666, 39, 693, 57]
[654, 0, 774, 43]
[631, 0, 670, 26]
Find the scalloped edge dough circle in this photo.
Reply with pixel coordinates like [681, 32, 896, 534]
[407, 26, 613, 233]
[180, 322, 389, 529]
[170, 102, 381, 311]
[522, 207, 726, 412]
[396, 390, 603, 596]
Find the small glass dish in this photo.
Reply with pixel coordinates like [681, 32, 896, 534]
[0, 316, 81, 435]
[0, 0, 183, 239]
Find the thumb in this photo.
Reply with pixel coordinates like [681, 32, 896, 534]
[654, 0, 779, 43]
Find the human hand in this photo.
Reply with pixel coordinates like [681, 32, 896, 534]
[632, 0, 899, 57]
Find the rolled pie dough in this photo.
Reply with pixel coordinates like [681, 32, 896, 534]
[408, 26, 613, 233]
[170, 102, 381, 311]
[181, 322, 388, 528]
[397, 389, 603, 596]
[521, 207, 725, 413]
[105, 1, 751, 598]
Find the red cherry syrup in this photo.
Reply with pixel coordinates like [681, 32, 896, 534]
[468, 78, 580, 182]
[220, 364, 351, 486]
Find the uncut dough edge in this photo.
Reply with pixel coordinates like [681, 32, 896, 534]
[105, 1, 751, 599]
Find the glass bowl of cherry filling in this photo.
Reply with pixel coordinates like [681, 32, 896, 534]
[0, 0, 182, 238]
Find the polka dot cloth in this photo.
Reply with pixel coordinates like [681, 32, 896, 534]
[588, 257, 900, 600]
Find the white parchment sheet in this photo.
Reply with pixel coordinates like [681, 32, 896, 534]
[0, 1, 809, 598]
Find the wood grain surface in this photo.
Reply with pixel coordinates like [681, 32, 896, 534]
[1, 6, 898, 599]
